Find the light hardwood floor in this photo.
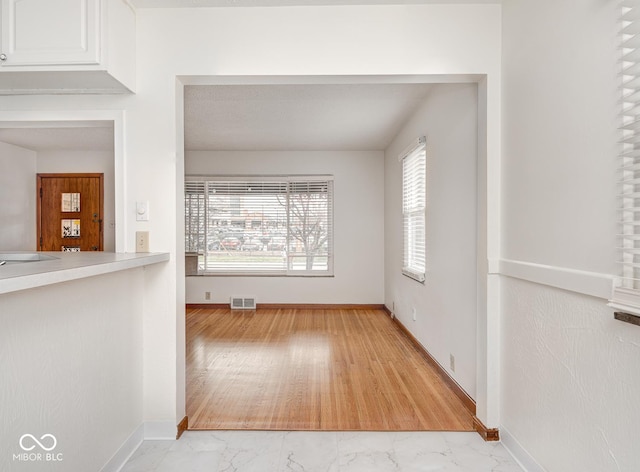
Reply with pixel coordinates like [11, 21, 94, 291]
[186, 307, 474, 431]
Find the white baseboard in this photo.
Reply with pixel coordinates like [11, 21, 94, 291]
[100, 423, 144, 472]
[144, 420, 177, 440]
[99, 421, 177, 472]
[499, 259, 613, 300]
[500, 426, 547, 472]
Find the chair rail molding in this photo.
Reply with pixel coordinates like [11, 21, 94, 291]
[498, 258, 613, 300]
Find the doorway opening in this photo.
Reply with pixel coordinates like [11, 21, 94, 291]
[177, 75, 489, 432]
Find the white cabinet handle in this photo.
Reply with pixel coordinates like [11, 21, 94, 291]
[0, 54, 6, 61]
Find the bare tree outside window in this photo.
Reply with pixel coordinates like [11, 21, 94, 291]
[280, 182, 331, 271]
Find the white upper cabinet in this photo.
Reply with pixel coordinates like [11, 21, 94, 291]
[0, 0, 136, 94]
[1, 0, 100, 66]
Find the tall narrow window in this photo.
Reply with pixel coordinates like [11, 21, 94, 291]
[611, 1, 640, 314]
[401, 137, 427, 283]
[184, 175, 333, 276]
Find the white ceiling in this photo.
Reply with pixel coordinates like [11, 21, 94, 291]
[0, 1, 488, 152]
[184, 83, 433, 151]
[0, 84, 434, 152]
[130, 0, 499, 7]
[0, 124, 114, 152]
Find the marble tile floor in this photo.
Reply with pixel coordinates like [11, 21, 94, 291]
[121, 431, 524, 472]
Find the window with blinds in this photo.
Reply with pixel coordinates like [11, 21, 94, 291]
[611, 1, 640, 314]
[401, 137, 427, 283]
[184, 176, 333, 276]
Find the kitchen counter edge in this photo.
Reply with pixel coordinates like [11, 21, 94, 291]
[0, 252, 170, 295]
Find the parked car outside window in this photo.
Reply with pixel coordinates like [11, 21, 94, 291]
[241, 239, 263, 251]
[220, 237, 241, 250]
[267, 236, 286, 251]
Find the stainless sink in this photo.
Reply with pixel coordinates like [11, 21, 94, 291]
[0, 253, 59, 265]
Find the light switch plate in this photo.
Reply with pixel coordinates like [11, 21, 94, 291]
[136, 231, 150, 253]
[136, 201, 149, 221]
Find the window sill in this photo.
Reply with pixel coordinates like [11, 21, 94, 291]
[402, 269, 425, 284]
[187, 273, 335, 278]
[608, 286, 640, 317]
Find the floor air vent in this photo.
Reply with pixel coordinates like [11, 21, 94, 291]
[230, 296, 256, 310]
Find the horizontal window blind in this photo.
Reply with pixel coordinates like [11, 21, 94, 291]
[401, 137, 427, 283]
[287, 180, 333, 272]
[611, 1, 640, 314]
[185, 181, 206, 254]
[185, 176, 333, 276]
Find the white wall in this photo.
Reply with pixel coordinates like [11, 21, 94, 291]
[0, 2, 502, 442]
[501, 278, 640, 472]
[37, 150, 116, 252]
[186, 150, 384, 304]
[0, 141, 37, 250]
[502, 1, 617, 274]
[0, 269, 144, 472]
[501, 1, 640, 470]
[385, 83, 478, 398]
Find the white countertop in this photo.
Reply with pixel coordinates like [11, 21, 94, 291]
[0, 252, 170, 295]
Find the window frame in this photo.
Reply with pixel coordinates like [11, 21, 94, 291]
[610, 2, 640, 314]
[185, 174, 334, 277]
[400, 136, 427, 283]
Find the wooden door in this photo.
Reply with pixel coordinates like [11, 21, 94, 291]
[37, 173, 104, 252]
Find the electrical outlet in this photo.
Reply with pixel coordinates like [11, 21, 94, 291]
[412, 307, 417, 321]
[450, 354, 456, 372]
[136, 231, 149, 252]
[205, 291, 211, 300]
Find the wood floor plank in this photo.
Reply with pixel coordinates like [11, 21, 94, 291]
[186, 307, 474, 431]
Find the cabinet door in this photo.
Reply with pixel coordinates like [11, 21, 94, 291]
[1, 0, 99, 67]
